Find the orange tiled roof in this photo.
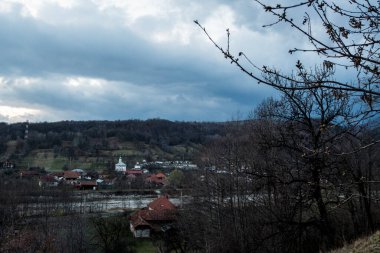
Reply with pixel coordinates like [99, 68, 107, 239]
[131, 209, 176, 222]
[63, 171, 80, 179]
[146, 173, 167, 185]
[132, 216, 151, 228]
[126, 170, 143, 175]
[148, 196, 176, 211]
[129, 196, 177, 231]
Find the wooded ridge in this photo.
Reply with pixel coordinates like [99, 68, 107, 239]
[0, 119, 227, 171]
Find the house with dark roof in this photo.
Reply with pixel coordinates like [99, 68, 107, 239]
[75, 181, 98, 190]
[20, 170, 43, 179]
[39, 175, 60, 187]
[129, 196, 177, 238]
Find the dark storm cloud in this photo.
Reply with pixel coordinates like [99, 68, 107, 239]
[0, 0, 316, 122]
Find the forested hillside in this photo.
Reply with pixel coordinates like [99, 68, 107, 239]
[0, 119, 225, 171]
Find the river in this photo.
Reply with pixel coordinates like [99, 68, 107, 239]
[16, 192, 188, 217]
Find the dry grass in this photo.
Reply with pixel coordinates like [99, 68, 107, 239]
[330, 231, 380, 253]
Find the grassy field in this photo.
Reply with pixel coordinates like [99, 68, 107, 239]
[17, 150, 96, 171]
[84, 214, 156, 253]
[134, 238, 156, 253]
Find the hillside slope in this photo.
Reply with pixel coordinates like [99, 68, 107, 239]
[0, 119, 226, 171]
[330, 231, 380, 253]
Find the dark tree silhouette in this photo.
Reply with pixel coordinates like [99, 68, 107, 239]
[182, 66, 380, 252]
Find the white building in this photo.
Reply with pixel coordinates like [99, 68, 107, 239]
[115, 156, 127, 173]
[134, 162, 141, 169]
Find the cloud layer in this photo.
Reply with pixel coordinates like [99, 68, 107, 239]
[0, 0, 318, 122]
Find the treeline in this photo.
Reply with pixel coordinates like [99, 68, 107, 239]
[180, 86, 380, 253]
[0, 119, 226, 159]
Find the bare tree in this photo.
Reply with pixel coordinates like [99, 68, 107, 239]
[89, 215, 134, 253]
[183, 67, 380, 252]
[195, 0, 379, 112]
[193, 4, 380, 249]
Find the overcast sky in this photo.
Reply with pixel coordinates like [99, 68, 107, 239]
[0, 0, 324, 123]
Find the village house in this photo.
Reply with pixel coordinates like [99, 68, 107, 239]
[126, 169, 144, 183]
[72, 168, 85, 176]
[63, 171, 81, 184]
[129, 195, 177, 238]
[20, 170, 43, 179]
[126, 169, 143, 176]
[96, 177, 116, 189]
[134, 162, 142, 169]
[75, 181, 98, 190]
[39, 175, 60, 187]
[145, 172, 167, 186]
[50, 171, 64, 179]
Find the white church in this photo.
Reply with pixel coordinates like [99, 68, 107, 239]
[115, 156, 127, 173]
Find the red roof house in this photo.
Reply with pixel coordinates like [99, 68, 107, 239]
[63, 171, 81, 184]
[148, 195, 176, 211]
[145, 173, 167, 186]
[129, 196, 177, 238]
[51, 172, 64, 178]
[126, 170, 143, 176]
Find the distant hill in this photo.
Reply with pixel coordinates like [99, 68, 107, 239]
[2, 119, 378, 172]
[0, 119, 226, 171]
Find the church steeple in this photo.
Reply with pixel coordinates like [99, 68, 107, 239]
[115, 156, 126, 173]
